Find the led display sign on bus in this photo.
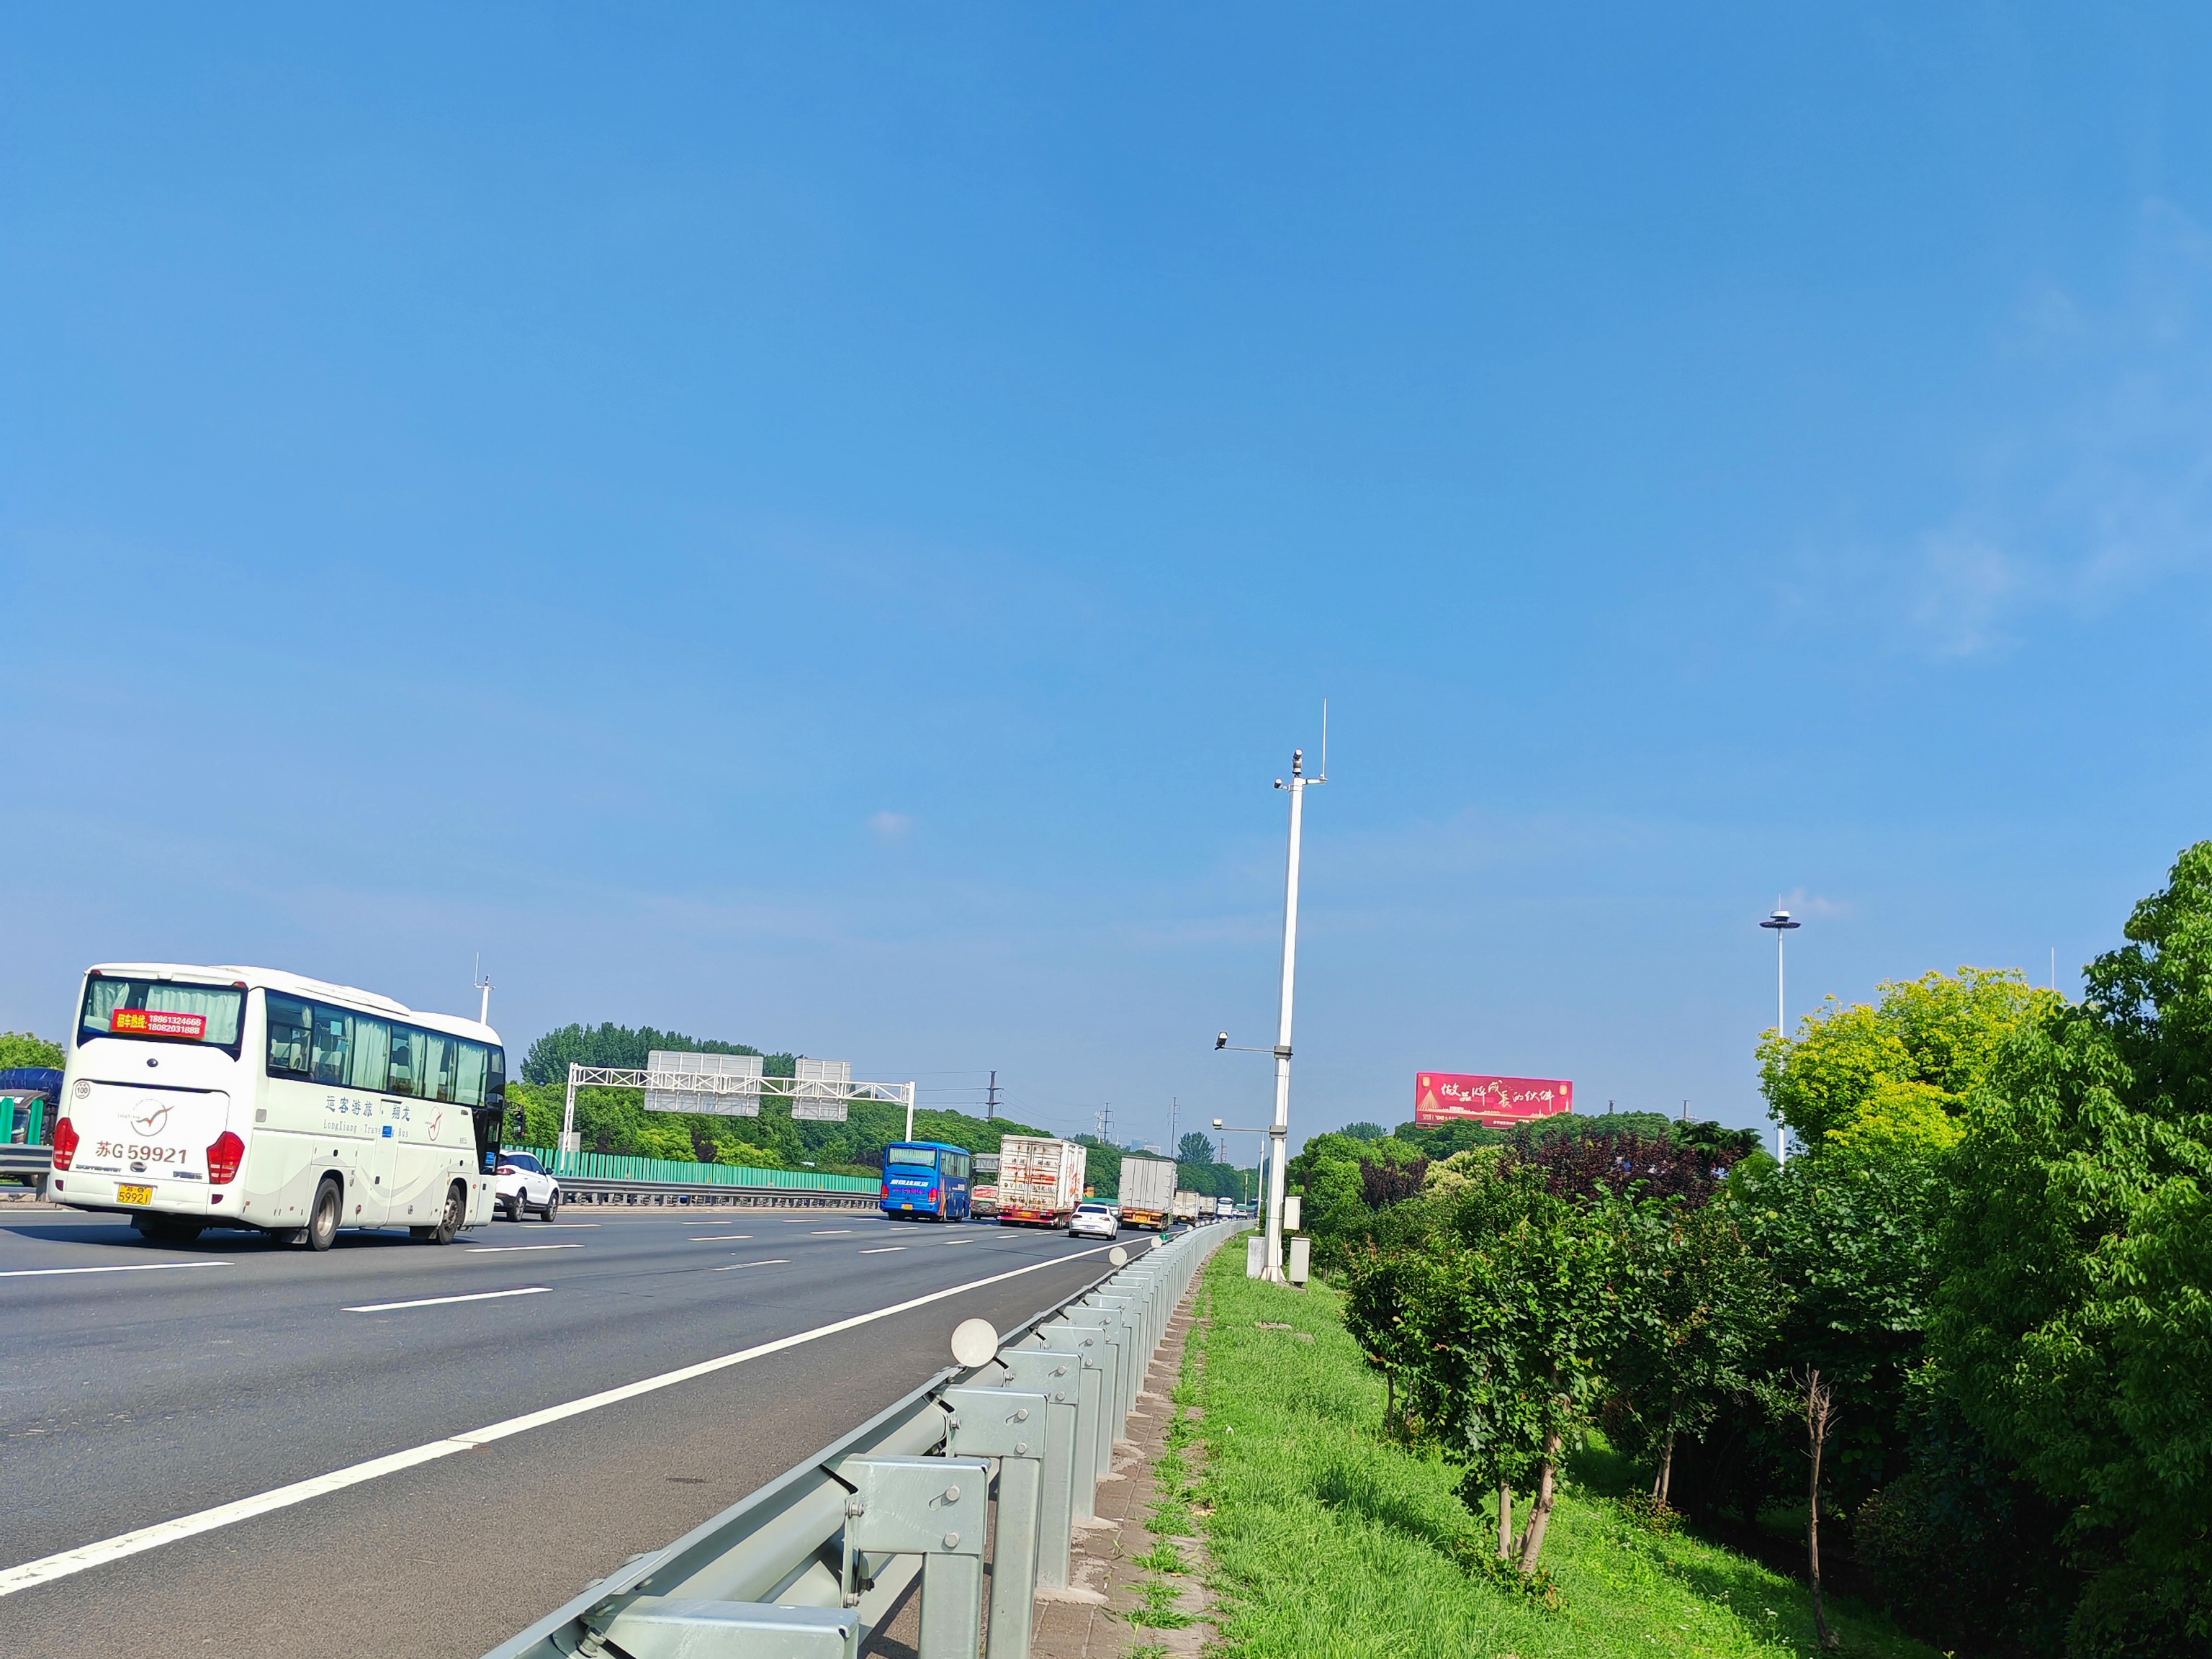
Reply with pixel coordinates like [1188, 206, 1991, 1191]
[1414, 1072, 1573, 1125]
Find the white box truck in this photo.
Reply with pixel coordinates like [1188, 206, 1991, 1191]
[1118, 1156, 1176, 1230]
[997, 1135, 1087, 1227]
[1172, 1190, 1202, 1223]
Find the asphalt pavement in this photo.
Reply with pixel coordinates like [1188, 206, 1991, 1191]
[0, 1200, 1120, 1658]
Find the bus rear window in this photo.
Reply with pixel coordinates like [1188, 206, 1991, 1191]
[886, 1146, 938, 1172]
[81, 977, 245, 1054]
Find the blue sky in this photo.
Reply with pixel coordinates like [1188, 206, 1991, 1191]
[6, 6, 2212, 1151]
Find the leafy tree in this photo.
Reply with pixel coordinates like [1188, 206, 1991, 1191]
[1759, 968, 2055, 1148]
[520, 1021, 793, 1087]
[1175, 1130, 1217, 1166]
[1340, 1120, 1388, 1141]
[1345, 1173, 1625, 1572]
[0, 1031, 64, 1071]
[1932, 844, 2212, 1648]
[1604, 1195, 1780, 1505]
[1506, 1128, 1739, 1208]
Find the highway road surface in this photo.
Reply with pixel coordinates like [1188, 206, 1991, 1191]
[0, 1200, 1123, 1658]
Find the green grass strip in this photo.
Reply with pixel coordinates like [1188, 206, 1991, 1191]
[1184, 1249, 1942, 1659]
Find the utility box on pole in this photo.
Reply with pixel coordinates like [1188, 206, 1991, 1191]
[1282, 1195, 1301, 1232]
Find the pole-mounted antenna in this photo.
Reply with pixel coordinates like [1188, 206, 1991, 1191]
[1319, 698, 1328, 782]
[475, 954, 494, 1027]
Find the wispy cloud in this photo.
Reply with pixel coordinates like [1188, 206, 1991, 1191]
[1795, 200, 2212, 660]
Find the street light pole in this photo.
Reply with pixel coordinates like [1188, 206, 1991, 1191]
[1761, 907, 1801, 1166]
[1261, 746, 1320, 1285]
[1760, 908, 1801, 1038]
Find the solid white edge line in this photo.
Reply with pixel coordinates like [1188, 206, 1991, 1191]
[0, 1241, 1117, 1598]
[344, 1288, 554, 1313]
[0, 1262, 233, 1278]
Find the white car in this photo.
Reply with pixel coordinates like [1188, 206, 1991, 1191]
[1068, 1201, 1120, 1240]
[494, 1151, 562, 1222]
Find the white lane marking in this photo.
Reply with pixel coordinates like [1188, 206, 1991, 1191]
[710, 1259, 793, 1272]
[0, 1241, 1118, 1596]
[0, 1262, 232, 1279]
[858, 1246, 907, 1254]
[943, 1239, 974, 1246]
[345, 1288, 552, 1313]
[530, 1223, 602, 1228]
[688, 1235, 753, 1242]
[811, 1230, 853, 1236]
[464, 1244, 583, 1254]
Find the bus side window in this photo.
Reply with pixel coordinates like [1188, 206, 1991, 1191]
[487, 1048, 506, 1110]
[266, 995, 313, 1077]
[422, 1032, 460, 1102]
[311, 1005, 353, 1086]
[349, 1017, 392, 1093]
[387, 1026, 420, 1097]
[455, 1041, 488, 1107]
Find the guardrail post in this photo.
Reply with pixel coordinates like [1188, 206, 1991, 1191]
[841, 1455, 991, 1659]
[1033, 1322, 1109, 1509]
[943, 1388, 1047, 1659]
[989, 1351, 1080, 1589]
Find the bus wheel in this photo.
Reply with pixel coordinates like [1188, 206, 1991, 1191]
[307, 1177, 342, 1252]
[431, 1182, 466, 1244]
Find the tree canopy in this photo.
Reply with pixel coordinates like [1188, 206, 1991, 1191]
[1931, 844, 2212, 1645]
[520, 1021, 793, 1087]
[0, 1031, 64, 1071]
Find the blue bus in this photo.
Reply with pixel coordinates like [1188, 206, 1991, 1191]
[880, 1141, 973, 1221]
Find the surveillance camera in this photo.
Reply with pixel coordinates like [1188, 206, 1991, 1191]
[1215, 1032, 1228, 1049]
[1212, 1118, 1223, 1129]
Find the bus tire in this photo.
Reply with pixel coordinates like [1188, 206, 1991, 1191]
[431, 1182, 465, 1244]
[307, 1177, 342, 1252]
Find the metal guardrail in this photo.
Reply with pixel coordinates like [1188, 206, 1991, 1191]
[0, 1146, 52, 1195]
[482, 1218, 1242, 1659]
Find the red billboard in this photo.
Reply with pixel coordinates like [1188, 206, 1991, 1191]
[1414, 1072, 1573, 1125]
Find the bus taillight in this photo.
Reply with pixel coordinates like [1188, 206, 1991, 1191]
[207, 1131, 245, 1185]
[51, 1118, 78, 1171]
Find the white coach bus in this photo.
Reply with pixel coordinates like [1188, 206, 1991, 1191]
[49, 963, 506, 1250]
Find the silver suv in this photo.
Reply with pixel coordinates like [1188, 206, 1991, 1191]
[494, 1151, 562, 1222]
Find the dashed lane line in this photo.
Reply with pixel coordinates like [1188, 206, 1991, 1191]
[345, 1287, 552, 1313]
[0, 1262, 232, 1279]
[710, 1259, 793, 1272]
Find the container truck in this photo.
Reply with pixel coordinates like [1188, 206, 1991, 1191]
[997, 1135, 1087, 1227]
[1118, 1156, 1176, 1231]
[1172, 1190, 1202, 1223]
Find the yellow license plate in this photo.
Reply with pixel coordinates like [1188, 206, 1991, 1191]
[117, 1184, 153, 1205]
